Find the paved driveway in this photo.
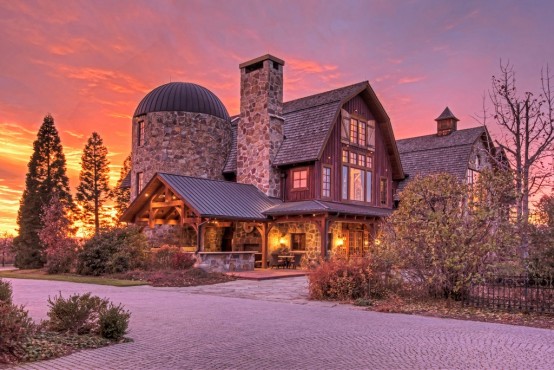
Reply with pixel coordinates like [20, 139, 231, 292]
[7, 277, 554, 369]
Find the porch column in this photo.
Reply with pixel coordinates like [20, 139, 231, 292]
[261, 223, 268, 269]
[318, 216, 329, 259]
[196, 222, 206, 253]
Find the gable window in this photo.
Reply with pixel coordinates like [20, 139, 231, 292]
[341, 148, 373, 203]
[292, 169, 308, 189]
[349, 168, 365, 201]
[380, 177, 388, 206]
[291, 233, 306, 251]
[358, 120, 366, 146]
[137, 172, 144, 194]
[349, 118, 358, 143]
[138, 120, 145, 146]
[322, 166, 331, 198]
[467, 169, 479, 187]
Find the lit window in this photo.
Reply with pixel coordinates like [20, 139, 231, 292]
[349, 168, 364, 201]
[291, 233, 306, 251]
[350, 152, 357, 165]
[322, 167, 331, 198]
[366, 171, 372, 202]
[367, 155, 373, 169]
[467, 169, 479, 187]
[358, 155, 366, 167]
[380, 178, 387, 206]
[292, 169, 308, 189]
[358, 121, 366, 146]
[342, 166, 348, 200]
[342, 150, 349, 163]
[137, 172, 144, 194]
[138, 120, 145, 146]
[350, 118, 358, 143]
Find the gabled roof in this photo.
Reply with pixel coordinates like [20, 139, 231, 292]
[263, 200, 392, 217]
[224, 81, 404, 180]
[435, 106, 459, 121]
[396, 126, 488, 188]
[121, 173, 282, 222]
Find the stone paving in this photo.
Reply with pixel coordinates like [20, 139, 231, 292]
[6, 276, 554, 369]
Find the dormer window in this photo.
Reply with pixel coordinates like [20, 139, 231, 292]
[292, 168, 308, 189]
[341, 109, 375, 149]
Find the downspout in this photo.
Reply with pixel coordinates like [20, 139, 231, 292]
[195, 219, 210, 254]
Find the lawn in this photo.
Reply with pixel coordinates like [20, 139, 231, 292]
[0, 269, 147, 287]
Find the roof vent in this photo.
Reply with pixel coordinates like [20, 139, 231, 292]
[435, 107, 459, 136]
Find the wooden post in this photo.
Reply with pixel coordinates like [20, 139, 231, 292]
[261, 223, 268, 269]
[318, 216, 329, 259]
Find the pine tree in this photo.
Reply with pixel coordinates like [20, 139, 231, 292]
[14, 114, 73, 268]
[114, 154, 131, 222]
[76, 132, 112, 235]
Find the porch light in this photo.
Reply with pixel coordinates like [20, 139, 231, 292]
[336, 238, 344, 247]
[375, 238, 381, 246]
[279, 236, 286, 246]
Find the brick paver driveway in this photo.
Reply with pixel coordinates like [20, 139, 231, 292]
[7, 277, 554, 369]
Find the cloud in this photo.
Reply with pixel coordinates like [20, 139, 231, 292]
[65, 130, 84, 139]
[398, 76, 427, 84]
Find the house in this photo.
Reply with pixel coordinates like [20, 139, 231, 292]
[396, 107, 501, 192]
[120, 54, 405, 270]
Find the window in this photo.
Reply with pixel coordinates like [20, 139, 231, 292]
[380, 178, 388, 206]
[366, 171, 372, 202]
[292, 169, 308, 189]
[349, 152, 357, 165]
[349, 168, 364, 201]
[291, 233, 306, 251]
[467, 169, 479, 186]
[358, 120, 366, 146]
[322, 166, 331, 198]
[349, 231, 364, 257]
[137, 120, 145, 146]
[350, 118, 358, 143]
[137, 172, 144, 194]
[367, 155, 373, 169]
[358, 155, 366, 167]
[342, 166, 348, 200]
[342, 150, 348, 163]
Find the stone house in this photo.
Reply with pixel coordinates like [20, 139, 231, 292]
[121, 54, 406, 270]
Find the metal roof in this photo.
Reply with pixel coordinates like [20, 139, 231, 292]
[263, 200, 392, 217]
[134, 82, 230, 120]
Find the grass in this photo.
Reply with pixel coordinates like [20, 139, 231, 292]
[0, 269, 147, 287]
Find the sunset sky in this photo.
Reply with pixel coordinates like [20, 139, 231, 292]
[1, 0, 553, 234]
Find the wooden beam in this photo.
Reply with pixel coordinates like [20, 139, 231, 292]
[151, 200, 184, 208]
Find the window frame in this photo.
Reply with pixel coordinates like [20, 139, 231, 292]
[137, 120, 145, 147]
[137, 172, 144, 195]
[291, 167, 309, 191]
[322, 165, 332, 199]
[290, 233, 306, 251]
[379, 177, 388, 206]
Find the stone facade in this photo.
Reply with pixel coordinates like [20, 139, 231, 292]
[144, 225, 197, 251]
[237, 56, 284, 197]
[197, 252, 255, 272]
[131, 111, 232, 200]
[232, 222, 262, 251]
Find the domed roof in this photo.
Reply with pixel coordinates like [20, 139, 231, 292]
[134, 82, 230, 120]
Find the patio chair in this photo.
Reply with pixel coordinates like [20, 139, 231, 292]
[288, 254, 302, 269]
[270, 254, 286, 269]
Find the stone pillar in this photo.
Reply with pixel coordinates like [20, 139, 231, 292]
[237, 54, 285, 197]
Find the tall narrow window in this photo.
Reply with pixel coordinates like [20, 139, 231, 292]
[292, 169, 308, 189]
[137, 172, 144, 194]
[322, 166, 331, 198]
[350, 118, 358, 143]
[380, 178, 388, 206]
[138, 120, 145, 146]
[291, 233, 306, 251]
[349, 168, 364, 201]
[342, 150, 348, 163]
[366, 171, 372, 202]
[342, 166, 348, 200]
[358, 121, 366, 146]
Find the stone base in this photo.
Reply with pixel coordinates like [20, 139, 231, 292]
[196, 252, 256, 273]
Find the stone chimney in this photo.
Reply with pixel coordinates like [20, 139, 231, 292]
[237, 54, 285, 197]
[435, 106, 459, 136]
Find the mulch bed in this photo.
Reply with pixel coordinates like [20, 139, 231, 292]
[363, 296, 554, 330]
[115, 268, 236, 287]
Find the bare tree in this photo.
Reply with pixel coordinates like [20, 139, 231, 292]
[487, 62, 554, 257]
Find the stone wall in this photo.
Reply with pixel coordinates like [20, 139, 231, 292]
[232, 222, 262, 251]
[237, 57, 284, 197]
[268, 222, 321, 259]
[197, 252, 255, 272]
[204, 226, 225, 252]
[131, 111, 232, 200]
[144, 225, 197, 251]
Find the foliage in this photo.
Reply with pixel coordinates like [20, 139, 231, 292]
[0, 302, 35, 363]
[529, 195, 554, 276]
[0, 279, 13, 304]
[98, 303, 130, 340]
[0, 269, 147, 287]
[47, 293, 109, 334]
[119, 268, 235, 287]
[149, 245, 196, 270]
[14, 114, 73, 269]
[38, 195, 78, 274]
[384, 171, 517, 299]
[308, 258, 374, 301]
[486, 62, 554, 256]
[114, 154, 131, 222]
[76, 132, 112, 235]
[77, 226, 148, 276]
[0, 232, 14, 266]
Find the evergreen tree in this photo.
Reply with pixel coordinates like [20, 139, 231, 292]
[114, 154, 131, 222]
[76, 132, 112, 235]
[14, 114, 73, 268]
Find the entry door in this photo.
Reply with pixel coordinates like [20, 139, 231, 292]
[348, 231, 364, 257]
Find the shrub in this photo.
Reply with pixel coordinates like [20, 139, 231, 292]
[0, 279, 12, 304]
[77, 225, 148, 276]
[149, 245, 196, 270]
[308, 258, 374, 301]
[0, 303, 34, 363]
[47, 293, 108, 334]
[98, 303, 130, 340]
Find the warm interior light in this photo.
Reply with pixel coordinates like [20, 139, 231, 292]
[336, 238, 344, 247]
[375, 238, 381, 246]
[145, 193, 149, 197]
[279, 236, 286, 245]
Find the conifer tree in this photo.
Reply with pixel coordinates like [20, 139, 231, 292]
[114, 154, 131, 222]
[76, 132, 112, 235]
[14, 114, 73, 268]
